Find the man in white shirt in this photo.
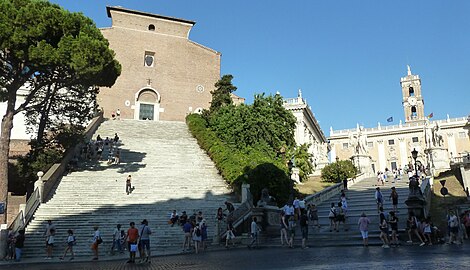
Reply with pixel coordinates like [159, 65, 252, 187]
[247, 217, 259, 249]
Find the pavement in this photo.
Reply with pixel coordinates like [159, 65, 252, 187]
[2, 240, 469, 269]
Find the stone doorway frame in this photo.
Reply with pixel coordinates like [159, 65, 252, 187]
[134, 87, 161, 121]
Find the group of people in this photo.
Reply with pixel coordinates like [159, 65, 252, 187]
[278, 196, 315, 249]
[79, 133, 121, 165]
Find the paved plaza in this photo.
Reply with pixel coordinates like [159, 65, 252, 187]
[2, 243, 470, 270]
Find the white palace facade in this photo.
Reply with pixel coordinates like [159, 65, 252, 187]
[328, 67, 470, 173]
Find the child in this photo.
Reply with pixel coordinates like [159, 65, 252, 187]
[423, 218, 433, 245]
[45, 228, 55, 259]
[60, 229, 76, 260]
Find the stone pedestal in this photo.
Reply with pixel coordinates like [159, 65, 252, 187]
[351, 155, 373, 176]
[405, 195, 426, 219]
[425, 147, 450, 176]
[0, 225, 7, 259]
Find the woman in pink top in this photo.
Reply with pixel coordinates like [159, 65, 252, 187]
[358, 212, 370, 247]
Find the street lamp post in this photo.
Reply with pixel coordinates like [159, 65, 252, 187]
[335, 156, 341, 183]
[411, 148, 418, 178]
[288, 159, 294, 201]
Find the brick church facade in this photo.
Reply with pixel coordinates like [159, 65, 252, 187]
[99, 6, 221, 121]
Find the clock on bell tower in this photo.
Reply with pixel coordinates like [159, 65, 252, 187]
[400, 65, 425, 123]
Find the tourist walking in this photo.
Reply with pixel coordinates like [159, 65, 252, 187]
[14, 229, 25, 262]
[60, 229, 76, 260]
[182, 219, 192, 252]
[125, 222, 139, 263]
[45, 228, 55, 259]
[126, 175, 132, 195]
[225, 216, 236, 248]
[300, 210, 309, 249]
[375, 187, 384, 213]
[337, 202, 347, 232]
[225, 201, 235, 215]
[200, 219, 208, 251]
[307, 204, 320, 228]
[407, 212, 425, 246]
[111, 224, 123, 255]
[91, 225, 101, 260]
[248, 217, 260, 249]
[329, 203, 338, 232]
[422, 218, 433, 245]
[192, 223, 202, 254]
[138, 219, 152, 263]
[357, 212, 370, 247]
[280, 211, 289, 246]
[388, 211, 399, 247]
[379, 213, 390, 248]
[447, 210, 460, 244]
[287, 216, 296, 248]
[389, 187, 399, 213]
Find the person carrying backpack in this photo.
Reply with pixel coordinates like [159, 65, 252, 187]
[192, 223, 202, 254]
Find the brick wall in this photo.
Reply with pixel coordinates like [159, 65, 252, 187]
[98, 8, 220, 122]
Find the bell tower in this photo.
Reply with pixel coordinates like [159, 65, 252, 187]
[401, 65, 425, 123]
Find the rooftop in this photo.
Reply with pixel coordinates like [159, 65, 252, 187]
[106, 6, 196, 26]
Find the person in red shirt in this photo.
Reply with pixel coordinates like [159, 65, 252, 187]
[125, 222, 139, 263]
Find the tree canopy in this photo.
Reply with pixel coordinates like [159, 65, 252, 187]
[0, 0, 121, 222]
[321, 159, 358, 183]
[188, 75, 314, 205]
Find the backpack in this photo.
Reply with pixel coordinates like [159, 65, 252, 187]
[96, 236, 103, 245]
[195, 227, 201, 237]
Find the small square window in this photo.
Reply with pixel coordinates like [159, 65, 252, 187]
[144, 51, 155, 67]
[342, 143, 348, 149]
[367, 142, 373, 148]
[388, 139, 395, 145]
[459, 132, 467, 138]
[412, 137, 419, 143]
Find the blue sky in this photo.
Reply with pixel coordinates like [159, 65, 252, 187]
[50, 0, 470, 132]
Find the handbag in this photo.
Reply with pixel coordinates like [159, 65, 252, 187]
[130, 243, 138, 252]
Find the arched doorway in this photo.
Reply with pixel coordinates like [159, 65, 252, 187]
[135, 88, 160, 121]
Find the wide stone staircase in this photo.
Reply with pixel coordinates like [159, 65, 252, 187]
[22, 120, 233, 258]
[306, 175, 411, 246]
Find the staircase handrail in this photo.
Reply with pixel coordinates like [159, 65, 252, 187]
[7, 210, 24, 234]
[42, 111, 104, 201]
[304, 172, 366, 206]
[219, 200, 253, 239]
[22, 188, 41, 228]
[6, 111, 103, 234]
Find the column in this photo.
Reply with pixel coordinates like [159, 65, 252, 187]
[377, 140, 386, 171]
[399, 137, 408, 169]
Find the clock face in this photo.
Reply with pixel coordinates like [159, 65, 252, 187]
[408, 97, 417, 106]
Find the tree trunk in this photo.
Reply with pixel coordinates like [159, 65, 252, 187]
[35, 85, 54, 150]
[0, 89, 17, 224]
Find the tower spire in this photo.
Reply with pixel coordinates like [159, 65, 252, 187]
[407, 65, 412, 76]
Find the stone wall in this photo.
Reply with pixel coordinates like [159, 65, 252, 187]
[6, 193, 26, 227]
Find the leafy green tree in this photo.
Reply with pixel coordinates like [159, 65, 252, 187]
[0, 0, 121, 222]
[321, 159, 358, 183]
[292, 143, 314, 182]
[187, 89, 308, 206]
[209, 74, 237, 113]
